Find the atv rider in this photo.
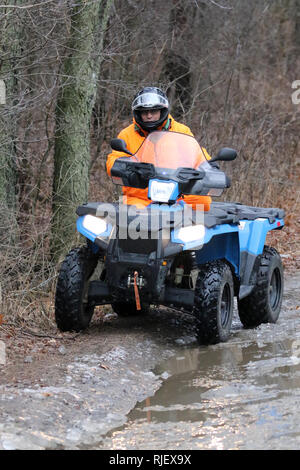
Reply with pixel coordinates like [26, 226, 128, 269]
[106, 86, 212, 211]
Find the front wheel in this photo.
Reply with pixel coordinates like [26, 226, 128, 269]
[55, 246, 98, 332]
[193, 260, 234, 345]
[238, 245, 283, 328]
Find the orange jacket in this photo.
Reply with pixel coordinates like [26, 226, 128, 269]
[106, 115, 211, 210]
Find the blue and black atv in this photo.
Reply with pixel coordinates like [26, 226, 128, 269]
[55, 131, 285, 345]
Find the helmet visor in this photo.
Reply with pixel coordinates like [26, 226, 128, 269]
[132, 92, 169, 111]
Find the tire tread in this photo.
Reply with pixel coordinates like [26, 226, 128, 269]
[55, 246, 97, 332]
[238, 245, 283, 328]
[193, 260, 234, 345]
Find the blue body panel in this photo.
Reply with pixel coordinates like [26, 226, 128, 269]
[196, 231, 240, 276]
[238, 218, 284, 255]
[172, 217, 284, 277]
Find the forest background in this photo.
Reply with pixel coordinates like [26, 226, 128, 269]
[0, 0, 299, 329]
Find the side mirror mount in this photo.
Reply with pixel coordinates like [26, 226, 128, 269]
[210, 147, 237, 163]
[110, 138, 133, 156]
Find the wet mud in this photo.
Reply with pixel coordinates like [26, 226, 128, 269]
[97, 272, 300, 450]
[0, 272, 300, 450]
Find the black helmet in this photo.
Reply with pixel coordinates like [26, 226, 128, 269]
[132, 86, 169, 132]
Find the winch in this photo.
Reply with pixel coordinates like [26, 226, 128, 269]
[127, 272, 145, 288]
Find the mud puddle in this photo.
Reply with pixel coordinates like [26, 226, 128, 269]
[96, 273, 300, 450]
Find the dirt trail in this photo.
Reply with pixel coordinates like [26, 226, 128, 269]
[0, 272, 299, 450]
[0, 308, 188, 449]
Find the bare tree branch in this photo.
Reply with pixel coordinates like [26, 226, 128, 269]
[0, 0, 56, 9]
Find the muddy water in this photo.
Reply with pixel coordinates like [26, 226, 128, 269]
[99, 273, 300, 450]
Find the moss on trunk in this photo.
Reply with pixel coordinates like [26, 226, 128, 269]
[51, 0, 112, 261]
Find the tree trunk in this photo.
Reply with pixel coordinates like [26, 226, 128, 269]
[51, 0, 112, 261]
[294, 0, 300, 50]
[162, 1, 195, 121]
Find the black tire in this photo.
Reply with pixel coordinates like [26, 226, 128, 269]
[55, 246, 98, 332]
[193, 260, 234, 345]
[238, 245, 283, 328]
[111, 301, 150, 317]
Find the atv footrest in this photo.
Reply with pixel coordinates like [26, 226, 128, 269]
[163, 287, 195, 310]
[88, 280, 112, 305]
[239, 284, 255, 299]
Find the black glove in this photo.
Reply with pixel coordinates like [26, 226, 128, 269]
[111, 159, 152, 189]
[125, 168, 141, 187]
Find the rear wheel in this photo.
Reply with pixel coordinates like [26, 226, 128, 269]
[193, 260, 234, 345]
[55, 246, 98, 332]
[238, 246, 283, 328]
[111, 301, 150, 317]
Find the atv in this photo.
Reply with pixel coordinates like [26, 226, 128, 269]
[55, 131, 285, 344]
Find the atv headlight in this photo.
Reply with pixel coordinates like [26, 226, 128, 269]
[82, 215, 108, 236]
[174, 224, 206, 243]
[149, 180, 178, 203]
